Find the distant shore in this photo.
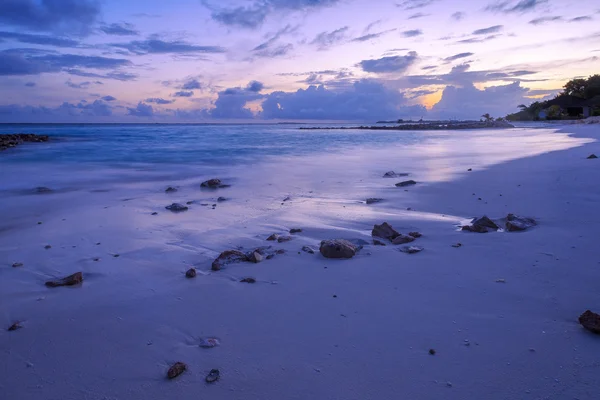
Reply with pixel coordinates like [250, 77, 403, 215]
[299, 120, 514, 130]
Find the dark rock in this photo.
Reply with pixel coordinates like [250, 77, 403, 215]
[211, 250, 248, 271]
[113, 254, 120, 258]
[587, 154, 598, 159]
[186, 201, 194, 205]
[283, 196, 291, 202]
[1, 134, 49, 151]
[452, 243, 462, 248]
[373, 239, 387, 246]
[372, 222, 401, 241]
[383, 171, 409, 178]
[366, 198, 383, 204]
[45, 272, 83, 287]
[205, 369, 220, 383]
[579, 310, 600, 333]
[408, 232, 422, 238]
[44, 245, 51, 249]
[395, 180, 417, 187]
[392, 235, 416, 245]
[217, 197, 227, 202]
[8, 322, 22, 331]
[185, 268, 197, 278]
[401, 246, 424, 254]
[165, 203, 188, 212]
[266, 234, 279, 241]
[12, 262, 23, 268]
[201, 178, 223, 188]
[34, 186, 53, 194]
[266, 254, 275, 260]
[276, 249, 286, 255]
[302, 245, 317, 254]
[505, 214, 536, 232]
[462, 216, 499, 233]
[277, 236, 292, 243]
[165, 186, 178, 193]
[319, 239, 357, 259]
[151, 212, 158, 215]
[247, 251, 263, 263]
[429, 349, 436, 355]
[467, 168, 472, 171]
[290, 228, 302, 234]
[167, 362, 187, 379]
[240, 277, 256, 283]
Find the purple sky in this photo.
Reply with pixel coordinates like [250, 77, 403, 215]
[0, 0, 598, 122]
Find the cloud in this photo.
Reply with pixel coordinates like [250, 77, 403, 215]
[145, 98, 174, 104]
[408, 13, 429, 19]
[485, 0, 547, 14]
[261, 79, 426, 120]
[111, 37, 226, 55]
[451, 11, 465, 20]
[24, 82, 36, 87]
[64, 69, 137, 81]
[65, 79, 102, 89]
[208, 82, 265, 119]
[473, 25, 503, 35]
[457, 34, 501, 44]
[253, 43, 293, 58]
[351, 29, 396, 42]
[0, 0, 101, 35]
[311, 27, 349, 50]
[173, 91, 194, 97]
[444, 52, 474, 62]
[253, 24, 298, 51]
[100, 23, 139, 36]
[364, 20, 382, 33]
[181, 79, 202, 90]
[246, 80, 264, 92]
[402, 29, 423, 37]
[0, 31, 80, 47]
[570, 16, 593, 22]
[101, 95, 116, 101]
[127, 102, 153, 117]
[359, 52, 418, 74]
[529, 16, 562, 25]
[396, 0, 437, 10]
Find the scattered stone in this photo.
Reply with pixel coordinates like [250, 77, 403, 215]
[452, 243, 462, 248]
[165, 203, 188, 212]
[290, 228, 303, 234]
[579, 310, 600, 334]
[167, 362, 187, 379]
[113, 254, 120, 258]
[205, 369, 220, 383]
[93, 257, 100, 262]
[467, 168, 472, 171]
[34, 186, 53, 194]
[201, 178, 228, 188]
[12, 262, 23, 268]
[373, 239, 387, 246]
[211, 250, 248, 271]
[395, 180, 417, 187]
[319, 239, 357, 259]
[383, 171, 409, 178]
[446, 382, 453, 388]
[372, 222, 401, 241]
[8, 322, 22, 331]
[185, 268, 197, 278]
[240, 277, 256, 284]
[37, 221, 42, 225]
[429, 349, 436, 355]
[496, 279, 506, 283]
[333, 295, 337, 298]
[266, 234, 279, 241]
[302, 245, 317, 254]
[247, 251, 263, 263]
[461, 216, 499, 233]
[283, 196, 291, 202]
[217, 197, 227, 202]
[408, 232, 422, 238]
[151, 212, 158, 215]
[587, 154, 598, 159]
[45, 271, 83, 287]
[401, 246, 424, 254]
[199, 337, 220, 348]
[505, 214, 536, 232]
[165, 186, 178, 193]
[44, 245, 51, 249]
[277, 236, 292, 243]
[391, 235, 415, 245]
[366, 198, 383, 204]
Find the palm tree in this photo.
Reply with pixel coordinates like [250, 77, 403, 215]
[481, 113, 493, 122]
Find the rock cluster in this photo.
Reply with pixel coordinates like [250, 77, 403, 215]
[211, 247, 281, 271]
[371, 222, 417, 245]
[45, 272, 83, 287]
[462, 214, 536, 233]
[0, 134, 49, 151]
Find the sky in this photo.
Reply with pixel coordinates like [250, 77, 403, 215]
[0, 0, 598, 123]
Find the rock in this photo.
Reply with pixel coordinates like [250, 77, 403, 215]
[151, 212, 158, 215]
[392, 235, 415, 245]
[1, 134, 49, 151]
[495, 279, 506, 283]
[383, 171, 409, 178]
[277, 236, 292, 243]
[266, 234, 279, 241]
[217, 197, 227, 202]
[372, 222, 401, 241]
[167, 362, 187, 379]
[505, 214, 536, 232]
[276, 249, 286, 254]
[186, 201, 194, 205]
[198, 337, 220, 348]
[302, 245, 317, 254]
[45, 272, 83, 287]
[462, 216, 499, 233]
[44, 245, 51, 249]
[165, 203, 188, 212]
[283, 196, 291, 202]
[185, 268, 197, 278]
[408, 232, 422, 238]
[211, 250, 248, 271]
[366, 198, 383, 204]
[290, 228, 302, 234]
[429, 349, 436, 355]
[165, 186, 178, 193]
[205, 369, 220, 383]
[201, 178, 223, 188]
[34, 186, 53, 194]
[247, 251, 263, 263]
[579, 310, 600, 334]
[401, 245, 424, 254]
[452, 243, 462, 248]
[467, 168, 472, 171]
[319, 239, 357, 259]
[395, 180, 417, 187]
[373, 239, 387, 246]
[8, 322, 22, 331]
[587, 154, 598, 159]
[240, 277, 256, 283]
[12, 262, 23, 268]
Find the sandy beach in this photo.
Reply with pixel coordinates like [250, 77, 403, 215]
[1, 123, 600, 400]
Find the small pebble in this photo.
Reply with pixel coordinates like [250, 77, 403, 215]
[37, 222, 42, 225]
[151, 212, 158, 215]
[44, 245, 51, 249]
[446, 382, 453, 388]
[205, 369, 220, 383]
[496, 279, 506, 283]
[429, 349, 436, 355]
[12, 262, 23, 268]
[240, 277, 256, 283]
[452, 243, 462, 248]
[113, 254, 120, 258]
[8, 322, 22, 331]
[185, 268, 197, 278]
[167, 362, 187, 379]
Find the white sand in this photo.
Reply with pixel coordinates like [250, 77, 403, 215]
[2, 125, 600, 399]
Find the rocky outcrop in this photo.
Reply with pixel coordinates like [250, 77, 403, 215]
[201, 179, 230, 189]
[319, 239, 358, 259]
[461, 216, 499, 233]
[408, 232, 422, 238]
[587, 154, 598, 159]
[372, 222, 401, 241]
[45, 272, 83, 287]
[290, 228, 302, 234]
[1, 134, 49, 151]
[392, 235, 416, 245]
[579, 310, 600, 334]
[211, 250, 248, 271]
[167, 362, 187, 379]
[396, 180, 417, 187]
[166, 203, 189, 212]
[266, 234, 279, 241]
[505, 214, 536, 231]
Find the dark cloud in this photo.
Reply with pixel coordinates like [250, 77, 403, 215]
[408, 13, 429, 19]
[421, 65, 437, 70]
[444, 52, 474, 62]
[253, 43, 293, 58]
[181, 79, 202, 90]
[311, 27, 349, 50]
[24, 82, 36, 87]
[145, 98, 175, 104]
[173, 91, 194, 97]
[351, 29, 396, 42]
[457, 34, 501, 44]
[473, 25, 503, 35]
[246, 81, 264, 92]
[451, 11, 465, 20]
[570, 16, 593, 22]
[364, 20, 382, 33]
[0, 31, 80, 47]
[100, 23, 139, 36]
[406, 89, 437, 98]
[485, 0, 547, 14]
[359, 52, 418, 74]
[253, 24, 298, 51]
[529, 16, 562, 25]
[111, 37, 226, 55]
[101, 95, 116, 101]
[65, 80, 102, 89]
[396, 0, 437, 10]
[209, 82, 265, 119]
[64, 69, 137, 81]
[402, 29, 423, 38]
[127, 102, 154, 117]
[0, 0, 101, 35]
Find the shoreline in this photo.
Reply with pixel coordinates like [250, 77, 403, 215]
[299, 120, 514, 130]
[1, 124, 600, 399]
